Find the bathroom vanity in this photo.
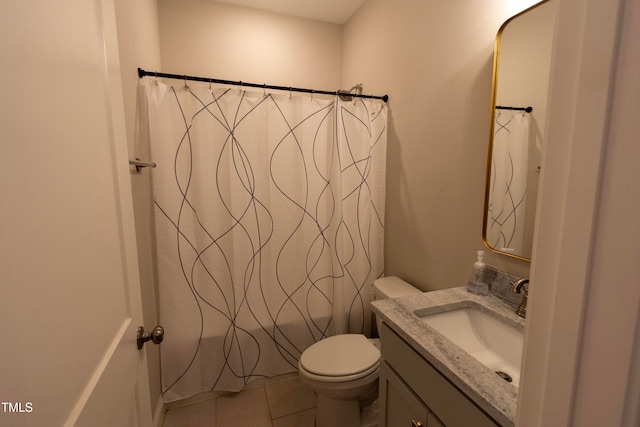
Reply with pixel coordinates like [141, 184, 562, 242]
[372, 287, 524, 426]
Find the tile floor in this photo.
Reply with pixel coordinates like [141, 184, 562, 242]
[162, 373, 317, 427]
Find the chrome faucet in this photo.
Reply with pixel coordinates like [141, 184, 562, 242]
[510, 278, 529, 318]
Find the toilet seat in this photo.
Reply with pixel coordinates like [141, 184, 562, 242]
[299, 334, 380, 382]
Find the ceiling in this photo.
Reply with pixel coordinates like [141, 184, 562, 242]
[211, 0, 366, 24]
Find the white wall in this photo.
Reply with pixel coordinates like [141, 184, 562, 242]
[343, 0, 540, 290]
[157, 0, 343, 90]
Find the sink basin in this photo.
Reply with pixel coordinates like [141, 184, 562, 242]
[417, 306, 523, 386]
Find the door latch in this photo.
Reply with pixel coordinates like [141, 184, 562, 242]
[137, 326, 164, 350]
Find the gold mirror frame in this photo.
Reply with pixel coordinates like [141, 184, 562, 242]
[482, 0, 553, 262]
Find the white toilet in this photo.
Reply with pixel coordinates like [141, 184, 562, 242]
[298, 276, 421, 427]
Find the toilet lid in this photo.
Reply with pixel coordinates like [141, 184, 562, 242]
[299, 334, 380, 377]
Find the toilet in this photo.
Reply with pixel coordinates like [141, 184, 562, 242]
[298, 276, 421, 427]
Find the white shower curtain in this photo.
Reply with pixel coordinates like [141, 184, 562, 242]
[138, 80, 387, 402]
[487, 110, 530, 254]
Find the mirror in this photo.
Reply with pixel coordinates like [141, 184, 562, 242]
[483, 0, 555, 261]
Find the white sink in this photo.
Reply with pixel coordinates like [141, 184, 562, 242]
[418, 306, 523, 387]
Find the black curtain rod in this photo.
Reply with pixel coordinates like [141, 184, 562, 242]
[496, 105, 533, 113]
[138, 68, 389, 103]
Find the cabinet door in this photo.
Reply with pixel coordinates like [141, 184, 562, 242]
[381, 324, 499, 426]
[379, 361, 430, 427]
[428, 412, 445, 427]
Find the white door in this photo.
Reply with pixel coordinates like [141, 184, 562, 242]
[0, 1, 153, 426]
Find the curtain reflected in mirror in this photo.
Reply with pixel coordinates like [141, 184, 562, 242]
[487, 110, 531, 256]
[483, 0, 555, 261]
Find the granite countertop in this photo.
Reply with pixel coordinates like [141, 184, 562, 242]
[371, 286, 525, 427]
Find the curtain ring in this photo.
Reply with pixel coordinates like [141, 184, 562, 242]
[263, 84, 267, 98]
[289, 87, 292, 100]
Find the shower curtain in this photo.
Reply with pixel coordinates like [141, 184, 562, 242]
[138, 79, 387, 402]
[487, 110, 530, 254]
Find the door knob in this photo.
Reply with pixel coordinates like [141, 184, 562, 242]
[137, 326, 164, 350]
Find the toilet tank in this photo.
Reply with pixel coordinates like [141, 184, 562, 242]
[371, 276, 421, 333]
[372, 276, 421, 300]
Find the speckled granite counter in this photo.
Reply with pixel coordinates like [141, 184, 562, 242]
[371, 286, 525, 426]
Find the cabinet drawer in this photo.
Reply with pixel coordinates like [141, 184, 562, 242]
[381, 323, 498, 427]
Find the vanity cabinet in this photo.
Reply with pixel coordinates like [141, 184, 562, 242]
[379, 361, 444, 427]
[379, 323, 498, 427]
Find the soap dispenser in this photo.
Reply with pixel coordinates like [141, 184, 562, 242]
[467, 250, 489, 295]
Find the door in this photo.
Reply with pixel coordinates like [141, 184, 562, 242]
[0, 1, 152, 426]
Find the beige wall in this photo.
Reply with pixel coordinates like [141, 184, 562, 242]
[157, 0, 343, 90]
[155, 0, 538, 291]
[114, 1, 640, 423]
[113, 1, 640, 423]
[498, 1, 554, 114]
[113, 0, 164, 419]
[343, 0, 539, 290]
[123, 0, 342, 412]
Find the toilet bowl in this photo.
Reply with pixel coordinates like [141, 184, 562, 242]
[298, 276, 421, 427]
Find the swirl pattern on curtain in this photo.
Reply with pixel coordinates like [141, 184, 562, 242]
[139, 80, 387, 402]
[488, 110, 531, 254]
